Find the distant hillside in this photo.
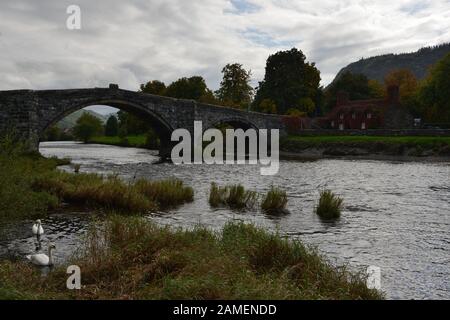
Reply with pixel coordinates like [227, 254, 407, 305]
[57, 109, 109, 130]
[331, 43, 450, 85]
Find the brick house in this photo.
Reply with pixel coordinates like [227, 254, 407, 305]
[317, 85, 414, 130]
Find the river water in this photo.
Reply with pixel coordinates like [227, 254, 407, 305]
[1, 141, 449, 300]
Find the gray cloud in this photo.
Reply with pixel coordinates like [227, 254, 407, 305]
[0, 0, 449, 92]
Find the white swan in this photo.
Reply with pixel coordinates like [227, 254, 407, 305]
[32, 219, 44, 236]
[26, 244, 56, 266]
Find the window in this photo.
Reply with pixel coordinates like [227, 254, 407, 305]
[339, 123, 344, 130]
[361, 122, 366, 130]
[367, 113, 372, 119]
[352, 113, 356, 119]
[340, 113, 344, 119]
[331, 121, 335, 128]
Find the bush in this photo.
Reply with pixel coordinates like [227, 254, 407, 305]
[209, 183, 258, 210]
[315, 190, 343, 219]
[261, 186, 288, 214]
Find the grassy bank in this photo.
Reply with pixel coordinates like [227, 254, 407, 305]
[88, 135, 151, 149]
[281, 135, 450, 157]
[0, 215, 383, 300]
[0, 143, 192, 221]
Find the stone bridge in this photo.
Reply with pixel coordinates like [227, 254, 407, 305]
[0, 85, 286, 158]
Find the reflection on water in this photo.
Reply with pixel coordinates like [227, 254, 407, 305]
[1, 141, 449, 299]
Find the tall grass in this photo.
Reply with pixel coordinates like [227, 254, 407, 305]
[209, 183, 258, 210]
[261, 186, 288, 214]
[0, 215, 383, 299]
[315, 190, 344, 219]
[134, 178, 194, 208]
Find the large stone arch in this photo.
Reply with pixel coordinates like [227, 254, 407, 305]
[40, 98, 174, 145]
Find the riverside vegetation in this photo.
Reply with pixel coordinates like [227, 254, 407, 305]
[209, 183, 288, 214]
[0, 136, 382, 300]
[316, 190, 344, 219]
[0, 215, 383, 300]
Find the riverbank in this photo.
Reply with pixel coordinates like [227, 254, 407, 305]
[0, 142, 383, 300]
[88, 135, 157, 149]
[0, 215, 382, 300]
[280, 135, 450, 161]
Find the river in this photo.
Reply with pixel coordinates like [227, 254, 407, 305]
[1, 141, 449, 299]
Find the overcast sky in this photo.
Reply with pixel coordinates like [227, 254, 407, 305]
[1, 0, 449, 94]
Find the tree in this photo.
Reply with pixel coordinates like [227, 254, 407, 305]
[368, 79, 385, 99]
[104, 115, 119, 137]
[165, 76, 212, 101]
[418, 53, 450, 123]
[140, 80, 166, 95]
[73, 112, 103, 143]
[216, 63, 253, 109]
[325, 72, 374, 111]
[254, 48, 321, 115]
[384, 69, 418, 104]
[258, 98, 277, 114]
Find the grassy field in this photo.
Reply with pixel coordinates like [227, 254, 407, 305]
[88, 135, 148, 148]
[0, 215, 383, 300]
[283, 135, 450, 146]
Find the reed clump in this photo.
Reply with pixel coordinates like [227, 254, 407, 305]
[209, 183, 258, 210]
[261, 186, 288, 214]
[315, 190, 344, 219]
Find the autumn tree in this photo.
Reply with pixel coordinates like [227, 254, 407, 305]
[216, 63, 253, 109]
[253, 48, 321, 115]
[384, 69, 418, 104]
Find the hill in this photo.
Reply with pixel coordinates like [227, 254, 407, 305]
[331, 43, 450, 84]
[57, 109, 110, 130]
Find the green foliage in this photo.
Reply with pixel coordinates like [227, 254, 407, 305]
[325, 71, 375, 111]
[254, 48, 321, 115]
[258, 98, 277, 114]
[134, 179, 194, 209]
[216, 63, 253, 109]
[209, 183, 258, 210]
[140, 80, 167, 95]
[261, 186, 288, 214]
[73, 113, 103, 143]
[104, 115, 119, 137]
[315, 190, 344, 219]
[418, 53, 450, 123]
[165, 76, 213, 101]
[0, 216, 383, 299]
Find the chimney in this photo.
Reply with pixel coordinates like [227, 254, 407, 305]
[336, 91, 349, 107]
[387, 85, 399, 104]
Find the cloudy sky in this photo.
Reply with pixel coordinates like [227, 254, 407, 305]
[1, 0, 449, 94]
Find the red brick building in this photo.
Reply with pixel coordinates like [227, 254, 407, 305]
[316, 85, 413, 130]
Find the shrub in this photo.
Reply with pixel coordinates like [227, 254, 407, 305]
[209, 183, 258, 210]
[261, 186, 288, 214]
[315, 190, 343, 219]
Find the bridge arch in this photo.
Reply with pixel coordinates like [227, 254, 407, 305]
[39, 98, 175, 158]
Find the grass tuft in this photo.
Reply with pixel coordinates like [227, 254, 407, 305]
[209, 183, 258, 210]
[315, 190, 344, 219]
[261, 186, 288, 214]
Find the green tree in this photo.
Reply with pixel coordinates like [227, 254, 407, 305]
[73, 113, 103, 143]
[165, 76, 212, 101]
[216, 63, 253, 109]
[258, 98, 277, 114]
[254, 48, 321, 115]
[140, 80, 166, 95]
[325, 72, 374, 111]
[104, 115, 119, 137]
[418, 53, 450, 123]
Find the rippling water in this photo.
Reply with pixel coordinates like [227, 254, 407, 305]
[1, 141, 449, 299]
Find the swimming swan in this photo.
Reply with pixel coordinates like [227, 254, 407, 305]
[32, 219, 44, 236]
[26, 244, 56, 266]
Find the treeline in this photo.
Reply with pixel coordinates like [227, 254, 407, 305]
[141, 47, 450, 123]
